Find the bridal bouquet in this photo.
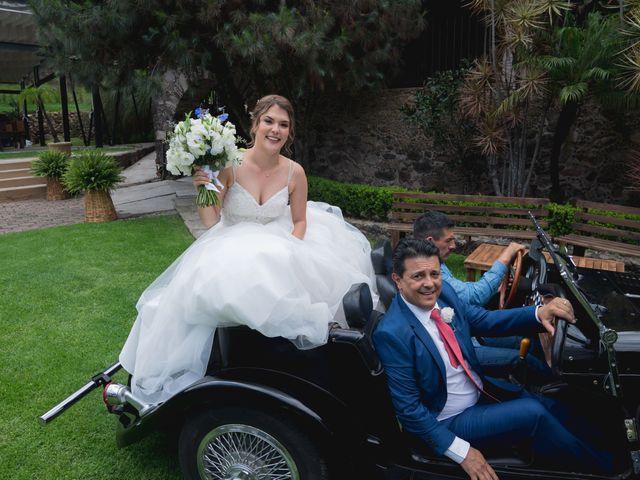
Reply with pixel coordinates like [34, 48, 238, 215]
[166, 108, 243, 207]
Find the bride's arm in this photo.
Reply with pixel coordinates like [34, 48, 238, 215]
[193, 166, 233, 228]
[289, 162, 308, 240]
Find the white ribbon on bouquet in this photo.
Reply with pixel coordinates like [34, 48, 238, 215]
[201, 165, 225, 193]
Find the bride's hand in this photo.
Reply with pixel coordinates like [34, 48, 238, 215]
[192, 166, 211, 189]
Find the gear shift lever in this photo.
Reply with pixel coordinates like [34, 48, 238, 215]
[519, 337, 531, 360]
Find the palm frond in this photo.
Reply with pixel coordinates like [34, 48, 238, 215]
[539, 55, 575, 71]
[474, 116, 507, 156]
[537, 0, 573, 25]
[618, 45, 640, 93]
[558, 82, 588, 103]
[494, 89, 526, 117]
[583, 66, 612, 81]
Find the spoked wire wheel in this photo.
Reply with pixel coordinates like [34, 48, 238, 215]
[197, 423, 299, 480]
[180, 407, 328, 480]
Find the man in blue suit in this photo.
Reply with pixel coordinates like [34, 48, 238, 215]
[372, 238, 612, 479]
[412, 211, 553, 383]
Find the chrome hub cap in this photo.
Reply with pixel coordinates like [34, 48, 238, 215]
[197, 423, 299, 480]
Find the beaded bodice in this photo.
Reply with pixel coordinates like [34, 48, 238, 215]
[221, 182, 289, 225]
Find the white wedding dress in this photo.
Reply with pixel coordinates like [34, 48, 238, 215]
[119, 161, 377, 404]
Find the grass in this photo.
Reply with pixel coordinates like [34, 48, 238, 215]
[0, 214, 469, 479]
[0, 216, 194, 480]
[0, 151, 39, 159]
[0, 103, 92, 113]
[447, 252, 466, 280]
[0, 142, 143, 160]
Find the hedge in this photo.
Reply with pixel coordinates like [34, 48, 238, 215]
[308, 176, 406, 221]
[308, 176, 579, 237]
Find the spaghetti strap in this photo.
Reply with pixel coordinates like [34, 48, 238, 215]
[287, 159, 294, 186]
[231, 163, 237, 183]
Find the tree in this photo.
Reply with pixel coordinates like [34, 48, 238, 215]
[30, 0, 425, 166]
[459, 0, 631, 199]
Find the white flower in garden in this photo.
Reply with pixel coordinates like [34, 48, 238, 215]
[441, 307, 455, 324]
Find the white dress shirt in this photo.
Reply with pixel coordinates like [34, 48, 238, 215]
[401, 295, 481, 464]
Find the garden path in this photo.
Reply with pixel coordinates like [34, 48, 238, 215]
[0, 152, 204, 237]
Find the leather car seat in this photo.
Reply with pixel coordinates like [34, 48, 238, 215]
[371, 239, 397, 310]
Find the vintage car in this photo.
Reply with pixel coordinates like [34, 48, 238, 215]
[40, 216, 640, 480]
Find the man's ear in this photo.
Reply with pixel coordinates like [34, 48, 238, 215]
[391, 272, 401, 289]
[425, 235, 435, 243]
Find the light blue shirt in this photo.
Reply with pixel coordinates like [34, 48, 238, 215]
[440, 261, 507, 307]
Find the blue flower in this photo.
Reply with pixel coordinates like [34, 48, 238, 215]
[195, 107, 208, 119]
[217, 113, 229, 123]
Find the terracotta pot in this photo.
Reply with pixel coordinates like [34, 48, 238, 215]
[47, 142, 72, 156]
[46, 177, 70, 201]
[84, 190, 117, 222]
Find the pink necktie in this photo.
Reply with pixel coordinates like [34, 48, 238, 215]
[431, 308, 500, 403]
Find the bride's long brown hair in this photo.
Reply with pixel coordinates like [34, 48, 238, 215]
[248, 95, 295, 153]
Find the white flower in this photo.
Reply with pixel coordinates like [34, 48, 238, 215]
[165, 111, 243, 207]
[441, 307, 455, 324]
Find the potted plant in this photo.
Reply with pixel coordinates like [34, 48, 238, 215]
[63, 150, 124, 222]
[31, 150, 71, 200]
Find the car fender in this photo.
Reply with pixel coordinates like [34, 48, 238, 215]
[116, 369, 356, 451]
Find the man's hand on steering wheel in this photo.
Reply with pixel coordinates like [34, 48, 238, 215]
[498, 243, 526, 309]
[537, 297, 577, 336]
[497, 242, 526, 267]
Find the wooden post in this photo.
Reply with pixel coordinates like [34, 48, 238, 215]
[20, 80, 30, 141]
[59, 75, 71, 142]
[92, 85, 103, 148]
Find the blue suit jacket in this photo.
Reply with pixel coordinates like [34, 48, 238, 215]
[372, 282, 542, 455]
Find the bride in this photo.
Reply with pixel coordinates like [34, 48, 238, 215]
[119, 95, 377, 404]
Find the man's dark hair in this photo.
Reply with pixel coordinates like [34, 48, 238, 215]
[392, 237, 441, 277]
[412, 211, 455, 240]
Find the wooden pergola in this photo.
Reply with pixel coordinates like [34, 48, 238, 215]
[0, 1, 105, 147]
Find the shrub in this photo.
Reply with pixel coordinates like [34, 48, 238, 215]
[547, 203, 577, 237]
[63, 150, 124, 193]
[308, 176, 406, 221]
[309, 176, 579, 239]
[31, 151, 69, 179]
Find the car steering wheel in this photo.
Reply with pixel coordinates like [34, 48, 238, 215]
[498, 250, 523, 309]
[550, 306, 569, 376]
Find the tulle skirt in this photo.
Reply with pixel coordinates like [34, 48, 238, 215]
[119, 201, 377, 404]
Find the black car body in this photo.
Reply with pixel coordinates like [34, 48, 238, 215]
[41, 217, 640, 479]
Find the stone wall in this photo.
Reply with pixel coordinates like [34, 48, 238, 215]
[27, 112, 91, 143]
[308, 88, 639, 204]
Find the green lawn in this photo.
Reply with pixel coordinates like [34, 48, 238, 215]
[0, 216, 194, 480]
[447, 252, 466, 281]
[0, 144, 141, 160]
[0, 215, 469, 479]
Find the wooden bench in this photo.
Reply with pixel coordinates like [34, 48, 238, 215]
[555, 200, 640, 258]
[388, 192, 551, 246]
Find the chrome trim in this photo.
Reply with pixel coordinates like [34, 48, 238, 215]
[104, 383, 153, 417]
[197, 423, 299, 480]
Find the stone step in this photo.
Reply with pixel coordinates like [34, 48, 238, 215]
[0, 175, 44, 188]
[0, 167, 32, 180]
[0, 159, 33, 171]
[0, 183, 46, 202]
